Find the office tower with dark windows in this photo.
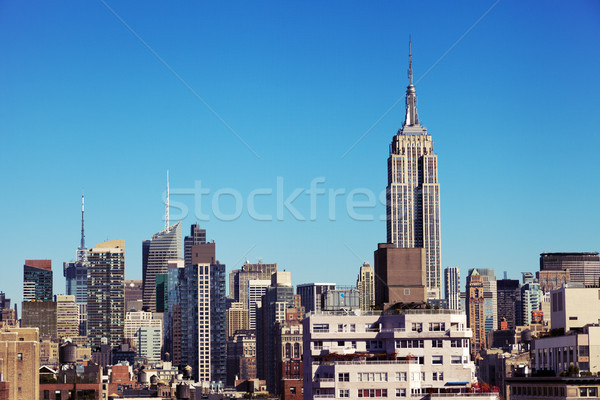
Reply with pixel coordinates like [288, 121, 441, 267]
[444, 267, 460, 310]
[184, 223, 206, 264]
[357, 262, 375, 312]
[466, 269, 486, 358]
[87, 240, 125, 348]
[142, 222, 182, 312]
[23, 260, 53, 301]
[496, 279, 520, 330]
[540, 252, 600, 287]
[180, 233, 226, 385]
[386, 43, 441, 299]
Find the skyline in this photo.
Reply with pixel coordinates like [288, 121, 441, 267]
[1, 1, 600, 306]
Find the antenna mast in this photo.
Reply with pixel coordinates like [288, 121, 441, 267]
[165, 170, 170, 230]
[81, 194, 85, 249]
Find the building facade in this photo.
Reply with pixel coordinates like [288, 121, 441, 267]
[23, 260, 52, 302]
[496, 279, 520, 330]
[540, 252, 600, 287]
[142, 222, 182, 312]
[87, 239, 125, 348]
[0, 327, 40, 400]
[357, 262, 375, 312]
[444, 267, 460, 310]
[468, 268, 497, 336]
[303, 310, 474, 400]
[55, 294, 78, 339]
[466, 269, 486, 358]
[296, 283, 336, 314]
[386, 45, 441, 300]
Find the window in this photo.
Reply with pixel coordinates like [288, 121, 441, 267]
[350, 324, 356, 332]
[358, 389, 387, 397]
[290, 387, 296, 394]
[569, 316, 578, 320]
[338, 373, 349, 382]
[338, 341, 345, 347]
[580, 387, 599, 397]
[395, 372, 406, 382]
[17, 353, 22, 361]
[314, 324, 329, 333]
[418, 356, 424, 365]
[451, 355, 463, 364]
[396, 339, 423, 348]
[339, 389, 349, 398]
[404, 289, 410, 295]
[396, 388, 406, 397]
[429, 322, 445, 331]
[351, 341, 357, 349]
[358, 373, 388, 382]
[366, 340, 383, 350]
[431, 339, 443, 348]
[412, 323, 423, 332]
[432, 355, 443, 365]
[433, 372, 444, 381]
[314, 341, 323, 350]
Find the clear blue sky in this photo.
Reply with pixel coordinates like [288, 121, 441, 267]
[1, 1, 599, 307]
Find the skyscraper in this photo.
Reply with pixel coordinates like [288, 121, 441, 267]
[142, 222, 182, 312]
[229, 261, 277, 314]
[87, 239, 125, 348]
[23, 260, 53, 301]
[468, 268, 497, 336]
[357, 262, 375, 312]
[444, 267, 460, 310]
[466, 269, 485, 358]
[180, 232, 226, 384]
[496, 279, 520, 330]
[540, 252, 600, 287]
[386, 42, 441, 299]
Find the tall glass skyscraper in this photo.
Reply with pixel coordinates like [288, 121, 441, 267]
[142, 222, 182, 312]
[23, 260, 53, 301]
[386, 43, 441, 299]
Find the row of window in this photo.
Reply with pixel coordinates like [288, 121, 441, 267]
[339, 371, 445, 383]
[312, 322, 449, 333]
[338, 388, 425, 398]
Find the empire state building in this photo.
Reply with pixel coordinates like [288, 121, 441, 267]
[386, 43, 441, 299]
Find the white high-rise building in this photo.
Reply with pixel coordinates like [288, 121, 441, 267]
[386, 43, 441, 300]
[303, 310, 475, 399]
[444, 267, 460, 310]
[247, 279, 270, 331]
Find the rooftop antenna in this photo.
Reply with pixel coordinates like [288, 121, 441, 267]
[408, 35, 413, 86]
[81, 193, 85, 249]
[165, 170, 170, 230]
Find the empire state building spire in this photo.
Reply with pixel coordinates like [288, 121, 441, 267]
[404, 39, 420, 127]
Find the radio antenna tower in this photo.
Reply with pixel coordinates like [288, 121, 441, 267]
[165, 170, 170, 230]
